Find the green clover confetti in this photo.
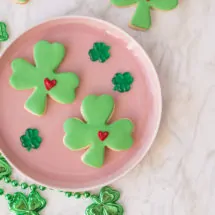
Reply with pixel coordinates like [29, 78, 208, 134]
[0, 22, 9, 42]
[8, 190, 46, 215]
[86, 186, 124, 215]
[112, 72, 134, 93]
[111, 0, 178, 30]
[20, 128, 42, 151]
[88, 42, 111, 63]
[64, 94, 134, 168]
[0, 155, 12, 180]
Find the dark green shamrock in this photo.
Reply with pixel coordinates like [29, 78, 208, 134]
[0, 154, 12, 180]
[85, 186, 124, 215]
[0, 22, 9, 42]
[20, 128, 42, 151]
[8, 190, 47, 215]
[112, 72, 134, 93]
[88, 42, 111, 63]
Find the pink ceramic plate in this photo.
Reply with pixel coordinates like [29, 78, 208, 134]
[0, 17, 161, 191]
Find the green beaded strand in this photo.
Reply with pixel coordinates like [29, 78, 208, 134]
[21, 182, 28, 189]
[0, 188, 4, 196]
[11, 180, 19, 187]
[3, 177, 48, 193]
[84, 191, 91, 198]
[65, 192, 73, 197]
[30, 184, 37, 191]
[0, 154, 126, 215]
[74, 192, 81, 199]
[4, 177, 11, 183]
[39, 185, 46, 191]
[5, 194, 12, 201]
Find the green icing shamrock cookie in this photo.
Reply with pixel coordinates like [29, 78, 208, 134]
[10, 40, 79, 116]
[86, 186, 124, 215]
[63, 94, 134, 168]
[111, 0, 178, 30]
[8, 190, 46, 215]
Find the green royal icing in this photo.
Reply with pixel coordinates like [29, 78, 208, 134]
[112, 72, 134, 93]
[10, 40, 79, 116]
[86, 186, 123, 215]
[0, 155, 12, 180]
[111, 0, 178, 29]
[20, 128, 42, 151]
[8, 190, 46, 215]
[0, 22, 9, 41]
[63, 94, 134, 168]
[88, 42, 111, 63]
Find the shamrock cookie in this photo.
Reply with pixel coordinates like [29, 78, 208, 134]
[111, 0, 178, 30]
[63, 94, 134, 168]
[10, 40, 79, 116]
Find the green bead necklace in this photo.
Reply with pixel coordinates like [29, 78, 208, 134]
[0, 153, 124, 215]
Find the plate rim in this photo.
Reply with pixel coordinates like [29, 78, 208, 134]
[0, 16, 162, 191]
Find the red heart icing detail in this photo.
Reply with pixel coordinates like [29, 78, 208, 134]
[44, 78, 57, 90]
[98, 131, 109, 141]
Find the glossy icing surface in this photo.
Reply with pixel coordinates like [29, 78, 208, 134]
[10, 40, 79, 116]
[64, 95, 134, 168]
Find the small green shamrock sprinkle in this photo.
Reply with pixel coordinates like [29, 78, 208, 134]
[88, 42, 111, 63]
[112, 72, 134, 93]
[20, 128, 42, 151]
[0, 22, 9, 42]
[85, 186, 124, 215]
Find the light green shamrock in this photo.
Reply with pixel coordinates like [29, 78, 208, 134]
[111, 0, 178, 30]
[63, 94, 134, 168]
[10, 40, 79, 116]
